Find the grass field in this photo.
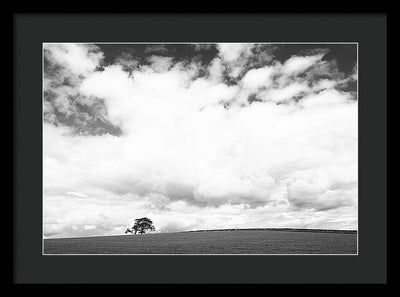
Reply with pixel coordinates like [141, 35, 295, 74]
[44, 229, 357, 254]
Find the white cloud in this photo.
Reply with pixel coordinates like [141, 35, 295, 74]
[84, 225, 97, 230]
[260, 82, 309, 103]
[217, 43, 253, 62]
[44, 43, 103, 77]
[43, 44, 358, 238]
[216, 43, 255, 78]
[146, 55, 174, 72]
[281, 54, 324, 76]
[300, 89, 353, 107]
[67, 192, 87, 198]
[241, 67, 275, 90]
[207, 58, 225, 82]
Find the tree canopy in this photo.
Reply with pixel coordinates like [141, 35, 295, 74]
[125, 217, 155, 235]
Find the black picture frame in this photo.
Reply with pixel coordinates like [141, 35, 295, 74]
[13, 13, 387, 284]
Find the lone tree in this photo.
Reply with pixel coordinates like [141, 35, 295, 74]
[125, 217, 155, 235]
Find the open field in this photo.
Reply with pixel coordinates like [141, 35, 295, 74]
[44, 229, 357, 254]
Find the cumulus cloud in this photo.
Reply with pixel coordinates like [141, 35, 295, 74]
[241, 67, 275, 90]
[281, 53, 325, 76]
[44, 43, 103, 77]
[216, 43, 255, 79]
[217, 43, 253, 62]
[43, 43, 358, 238]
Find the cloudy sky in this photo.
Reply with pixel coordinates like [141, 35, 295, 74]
[43, 43, 358, 238]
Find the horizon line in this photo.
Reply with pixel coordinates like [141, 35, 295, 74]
[44, 227, 358, 240]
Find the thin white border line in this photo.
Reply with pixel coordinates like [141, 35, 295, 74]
[356, 42, 359, 255]
[42, 42, 359, 256]
[44, 254, 357, 256]
[42, 42, 44, 256]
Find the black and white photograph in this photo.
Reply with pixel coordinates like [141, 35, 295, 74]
[42, 42, 358, 255]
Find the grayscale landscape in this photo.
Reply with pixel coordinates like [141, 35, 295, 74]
[44, 229, 357, 254]
[43, 43, 358, 255]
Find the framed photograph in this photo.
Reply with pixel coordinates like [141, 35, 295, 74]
[14, 13, 387, 283]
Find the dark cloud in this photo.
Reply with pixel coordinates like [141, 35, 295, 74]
[44, 47, 122, 136]
[96, 43, 219, 73]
